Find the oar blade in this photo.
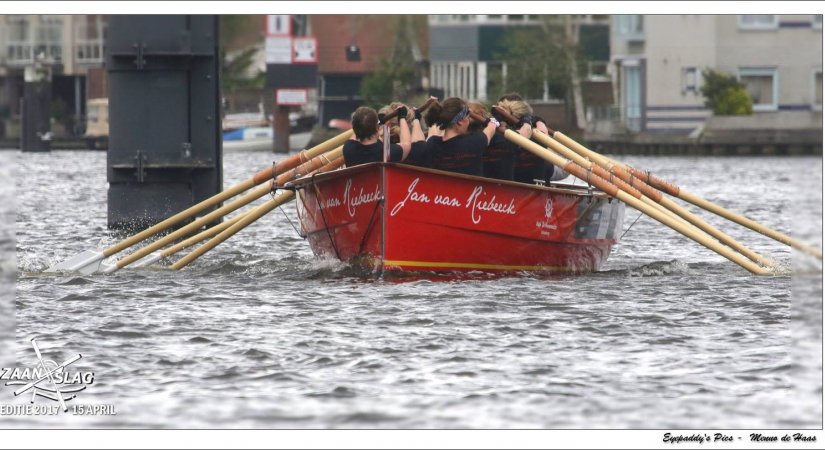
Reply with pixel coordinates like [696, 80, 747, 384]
[45, 250, 104, 274]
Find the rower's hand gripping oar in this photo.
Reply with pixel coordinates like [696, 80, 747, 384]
[492, 106, 778, 270]
[476, 109, 770, 275]
[544, 127, 822, 260]
[46, 129, 354, 274]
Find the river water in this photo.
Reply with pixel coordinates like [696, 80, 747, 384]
[4, 148, 822, 430]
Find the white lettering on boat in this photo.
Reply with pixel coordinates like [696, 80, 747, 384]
[390, 178, 433, 216]
[344, 178, 381, 217]
[320, 196, 341, 210]
[391, 178, 517, 222]
[465, 186, 517, 225]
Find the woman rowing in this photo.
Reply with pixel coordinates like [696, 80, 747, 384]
[421, 97, 499, 177]
[497, 93, 569, 184]
[378, 102, 430, 168]
[342, 105, 412, 167]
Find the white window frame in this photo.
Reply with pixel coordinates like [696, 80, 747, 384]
[813, 68, 822, 111]
[681, 66, 699, 95]
[615, 15, 644, 39]
[737, 15, 778, 30]
[738, 67, 779, 112]
[74, 16, 105, 64]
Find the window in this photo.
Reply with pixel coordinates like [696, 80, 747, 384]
[616, 15, 644, 37]
[738, 15, 778, 30]
[681, 67, 699, 94]
[35, 15, 63, 61]
[75, 15, 105, 63]
[814, 15, 822, 29]
[814, 70, 822, 110]
[738, 67, 778, 111]
[7, 17, 32, 63]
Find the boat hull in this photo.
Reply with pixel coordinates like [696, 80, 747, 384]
[294, 163, 624, 274]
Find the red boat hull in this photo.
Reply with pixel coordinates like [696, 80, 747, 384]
[293, 163, 624, 274]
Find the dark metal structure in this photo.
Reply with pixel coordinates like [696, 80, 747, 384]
[20, 66, 52, 152]
[106, 15, 222, 229]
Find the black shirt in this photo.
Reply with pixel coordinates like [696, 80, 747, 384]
[343, 140, 404, 167]
[513, 147, 546, 184]
[401, 140, 432, 168]
[427, 132, 489, 177]
[482, 133, 516, 181]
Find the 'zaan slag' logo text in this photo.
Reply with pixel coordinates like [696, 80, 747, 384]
[0, 339, 114, 415]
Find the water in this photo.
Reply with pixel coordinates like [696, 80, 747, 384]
[7, 148, 823, 429]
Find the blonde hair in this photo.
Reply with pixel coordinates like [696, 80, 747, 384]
[377, 102, 415, 143]
[495, 99, 533, 120]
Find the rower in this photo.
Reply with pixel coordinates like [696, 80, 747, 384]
[422, 97, 498, 177]
[342, 106, 412, 167]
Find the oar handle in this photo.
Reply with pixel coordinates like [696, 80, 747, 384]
[468, 111, 507, 134]
[491, 105, 520, 127]
[251, 130, 353, 185]
[415, 96, 438, 114]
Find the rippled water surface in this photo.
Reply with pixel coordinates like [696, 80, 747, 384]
[9, 148, 823, 429]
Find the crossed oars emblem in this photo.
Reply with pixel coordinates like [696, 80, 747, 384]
[9, 339, 82, 412]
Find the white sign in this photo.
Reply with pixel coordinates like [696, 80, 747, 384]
[266, 15, 291, 36]
[292, 37, 317, 64]
[265, 36, 292, 64]
[276, 89, 308, 106]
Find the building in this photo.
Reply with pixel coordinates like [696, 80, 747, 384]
[427, 14, 612, 130]
[0, 15, 107, 142]
[609, 14, 823, 135]
[310, 15, 428, 125]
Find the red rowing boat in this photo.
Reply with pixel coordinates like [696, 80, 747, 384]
[292, 163, 625, 274]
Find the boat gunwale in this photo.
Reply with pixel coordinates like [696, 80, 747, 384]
[288, 162, 613, 198]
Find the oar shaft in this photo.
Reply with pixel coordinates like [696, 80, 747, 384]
[501, 130, 770, 275]
[160, 212, 249, 258]
[552, 131, 821, 259]
[100, 130, 353, 258]
[171, 191, 297, 270]
[108, 146, 345, 272]
[533, 131, 776, 268]
[107, 183, 272, 271]
[171, 156, 346, 270]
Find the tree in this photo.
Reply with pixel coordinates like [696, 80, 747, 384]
[492, 16, 588, 127]
[360, 16, 427, 109]
[700, 69, 753, 116]
[220, 16, 265, 94]
[494, 24, 570, 101]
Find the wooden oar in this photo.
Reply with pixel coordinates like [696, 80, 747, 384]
[547, 128, 822, 259]
[101, 148, 344, 274]
[46, 130, 354, 274]
[129, 211, 250, 268]
[475, 112, 770, 275]
[492, 107, 777, 269]
[171, 157, 345, 270]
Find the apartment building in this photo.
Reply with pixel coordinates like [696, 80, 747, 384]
[427, 14, 612, 130]
[0, 15, 107, 139]
[610, 14, 823, 134]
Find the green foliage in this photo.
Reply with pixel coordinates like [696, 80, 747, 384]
[700, 69, 752, 116]
[220, 16, 265, 94]
[361, 55, 417, 108]
[360, 16, 426, 108]
[492, 18, 580, 101]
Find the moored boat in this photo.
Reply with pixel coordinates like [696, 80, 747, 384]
[292, 162, 625, 274]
